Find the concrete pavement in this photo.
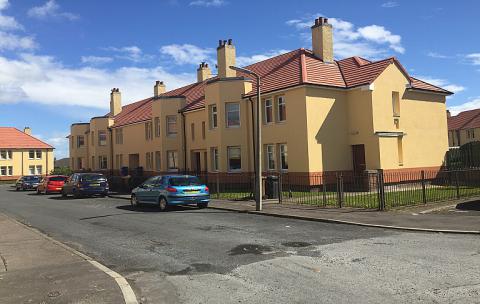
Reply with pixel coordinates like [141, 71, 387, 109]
[108, 193, 480, 234]
[0, 213, 130, 304]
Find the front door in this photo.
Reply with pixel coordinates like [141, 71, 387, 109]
[352, 144, 366, 173]
[191, 152, 201, 173]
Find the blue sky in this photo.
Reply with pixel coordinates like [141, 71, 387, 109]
[0, 0, 479, 158]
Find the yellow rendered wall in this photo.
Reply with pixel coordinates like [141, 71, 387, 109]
[372, 63, 448, 170]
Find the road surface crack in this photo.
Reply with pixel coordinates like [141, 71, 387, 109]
[0, 252, 7, 271]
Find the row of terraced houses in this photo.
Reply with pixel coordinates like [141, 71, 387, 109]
[68, 17, 453, 180]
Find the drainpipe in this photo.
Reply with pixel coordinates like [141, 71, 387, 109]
[248, 97, 256, 179]
[109, 128, 114, 175]
[181, 112, 187, 174]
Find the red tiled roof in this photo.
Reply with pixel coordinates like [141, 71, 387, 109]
[107, 48, 452, 127]
[0, 127, 53, 149]
[448, 109, 480, 130]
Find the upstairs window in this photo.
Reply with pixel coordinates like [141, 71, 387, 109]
[277, 96, 286, 122]
[145, 121, 153, 141]
[0, 150, 12, 160]
[29, 150, 35, 159]
[209, 105, 218, 129]
[226, 103, 240, 128]
[35, 150, 42, 159]
[77, 135, 84, 148]
[115, 128, 123, 144]
[154, 117, 161, 137]
[98, 131, 107, 146]
[166, 116, 177, 137]
[264, 99, 273, 124]
[392, 91, 400, 117]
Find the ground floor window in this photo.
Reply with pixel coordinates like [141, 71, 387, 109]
[36, 165, 42, 175]
[99, 156, 108, 169]
[211, 147, 219, 171]
[279, 144, 288, 171]
[115, 154, 123, 169]
[0, 166, 13, 176]
[29, 165, 35, 175]
[146, 152, 154, 170]
[167, 151, 178, 171]
[155, 151, 161, 171]
[265, 144, 275, 171]
[77, 158, 82, 170]
[227, 146, 241, 171]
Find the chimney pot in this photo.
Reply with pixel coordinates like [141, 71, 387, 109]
[311, 16, 334, 62]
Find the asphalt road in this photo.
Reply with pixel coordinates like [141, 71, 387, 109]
[0, 185, 479, 304]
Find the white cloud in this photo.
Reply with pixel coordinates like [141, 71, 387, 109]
[81, 56, 113, 65]
[237, 49, 291, 67]
[160, 44, 214, 65]
[27, 0, 78, 21]
[427, 52, 450, 59]
[0, 0, 23, 31]
[0, 31, 36, 50]
[465, 53, 480, 65]
[189, 0, 226, 7]
[0, 53, 195, 109]
[416, 76, 466, 94]
[448, 98, 480, 116]
[381, 1, 399, 8]
[286, 14, 405, 59]
[103, 46, 151, 62]
[34, 132, 69, 158]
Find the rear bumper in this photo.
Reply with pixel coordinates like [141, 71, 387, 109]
[167, 195, 210, 205]
[78, 188, 108, 195]
[46, 186, 63, 192]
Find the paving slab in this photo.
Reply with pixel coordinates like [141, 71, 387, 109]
[0, 213, 127, 304]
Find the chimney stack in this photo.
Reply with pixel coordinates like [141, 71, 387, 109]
[311, 17, 334, 63]
[23, 127, 31, 135]
[154, 81, 166, 97]
[197, 62, 212, 82]
[217, 39, 236, 78]
[110, 88, 122, 116]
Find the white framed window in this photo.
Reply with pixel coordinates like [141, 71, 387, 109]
[226, 103, 240, 128]
[36, 165, 42, 175]
[29, 150, 35, 159]
[98, 131, 107, 146]
[155, 151, 161, 171]
[277, 96, 286, 122]
[167, 151, 178, 171]
[0, 150, 12, 160]
[265, 144, 275, 171]
[154, 117, 161, 137]
[29, 165, 35, 175]
[0, 166, 11, 176]
[166, 116, 177, 137]
[77, 135, 85, 148]
[146, 152, 153, 170]
[8, 166, 12, 176]
[227, 146, 241, 171]
[145, 121, 153, 141]
[99, 156, 108, 169]
[209, 104, 218, 129]
[392, 91, 400, 117]
[211, 147, 219, 171]
[264, 99, 273, 124]
[279, 144, 288, 171]
[115, 128, 123, 144]
[35, 150, 42, 159]
[115, 154, 123, 169]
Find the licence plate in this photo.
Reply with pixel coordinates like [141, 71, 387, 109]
[56, 188, 61, 190]
[90, 183, 100, 187]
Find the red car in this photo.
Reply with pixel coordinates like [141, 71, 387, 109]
[36, 175, 69, 194]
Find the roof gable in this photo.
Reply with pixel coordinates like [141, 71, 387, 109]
[0, 127, 53, 149]
[448, 109, 480, 130]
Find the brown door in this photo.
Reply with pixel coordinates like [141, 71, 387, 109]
[191, 152, 201, 173]
[352, 145, 366, 173]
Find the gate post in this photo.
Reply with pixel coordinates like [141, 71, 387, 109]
[421, 170, 427, 205]
[377, 169, 386, 211]
[336, 173, 344, 208]
[455, 170, 460, 199]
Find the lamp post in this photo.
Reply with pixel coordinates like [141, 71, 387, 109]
[229, 66, 262, 211]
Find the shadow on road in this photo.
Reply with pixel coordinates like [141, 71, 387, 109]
[456, 200, 480, 211]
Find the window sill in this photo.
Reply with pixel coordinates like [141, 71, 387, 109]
[226, 125, 241, 129]
[227, 170, 242, 173]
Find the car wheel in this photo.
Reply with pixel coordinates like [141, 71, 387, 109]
[197, 203, 208, 209]
[36, 188, 41, 195]
[73, 190, 81, 199]
[131, 195, 139, 207]
[158, 197, 168, 212]
[61, 190, 67, 198]
[15, 186, 19, 191]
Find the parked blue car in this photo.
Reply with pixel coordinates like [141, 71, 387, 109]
[131, 175, 209, 211]
[61, 173, 109, 198]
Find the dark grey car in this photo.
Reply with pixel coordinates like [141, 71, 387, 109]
[15, 176, 41, 191]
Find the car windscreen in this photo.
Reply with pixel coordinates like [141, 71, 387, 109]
[80, 174, 106, 182]
[169, 177, 201, 186]
[49, 176, 67, 181]
[24, 176, 40, 181]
